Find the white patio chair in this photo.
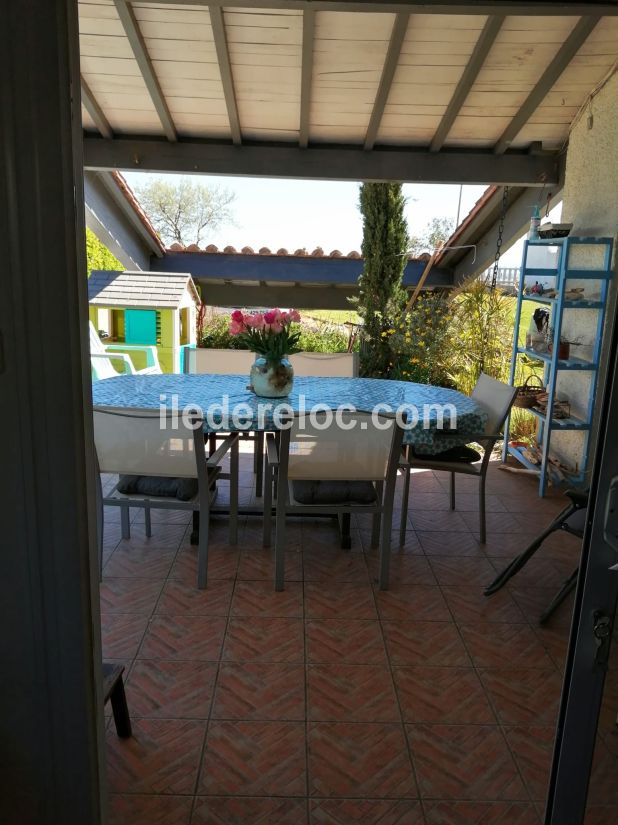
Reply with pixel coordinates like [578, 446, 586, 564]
[289, 351, 359, 377]
[89, 321, 162, 381]
[400, 373, 518, 544]
[185, 346, 265, 496]
[184, 347, 255, 375]
[93, 406, 239, 588]
[263, 410, 407, 591]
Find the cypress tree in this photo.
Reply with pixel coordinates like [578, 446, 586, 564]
[357, 182, 409, 377]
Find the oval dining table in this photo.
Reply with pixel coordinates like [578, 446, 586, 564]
[92, 372, 488, 548]
[92, 372, 488, 450]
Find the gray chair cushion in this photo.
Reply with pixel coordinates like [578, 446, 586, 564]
[412, 444, 481, 463]
[117, 475, 199, 501]
[292, 479, 377, 505]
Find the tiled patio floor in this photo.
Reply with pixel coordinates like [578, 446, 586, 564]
[100, 454, 610, 825]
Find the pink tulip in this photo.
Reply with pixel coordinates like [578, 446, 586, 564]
[231, 309, 244, 323]
[245, 313, 264, 329]
[289, 309, 301, 323]
[229, 319, 244, 335]
[263, 310, 277, 325]
[270, 321, 283, 334]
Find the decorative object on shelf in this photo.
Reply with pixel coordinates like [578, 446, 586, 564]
[547, 338, 570, 360]
[537, 222, 573, 240]
[229, 308, 301, 398]
[513, 374, 545, 408]
[564, 287, 586, 300]
[526, 307, 550, 351]
[503, 235, 613, 496]
[533, 392, 571, 419]
[528, 204, 541, 241]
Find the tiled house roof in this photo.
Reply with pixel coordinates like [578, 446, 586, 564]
[165, 243, 430, 262]
[88, 271, 199, 309]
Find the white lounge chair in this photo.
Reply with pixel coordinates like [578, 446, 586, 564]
[89, 321, 162, 381]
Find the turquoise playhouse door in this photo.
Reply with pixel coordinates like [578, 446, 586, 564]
[125, 309, 157, 344]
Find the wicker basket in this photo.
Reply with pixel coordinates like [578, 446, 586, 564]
[513, 374, 545, 408]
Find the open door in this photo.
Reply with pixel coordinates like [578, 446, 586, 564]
[547, 301, 618, 822]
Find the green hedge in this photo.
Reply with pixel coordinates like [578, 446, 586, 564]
[86, 228, 122, 276]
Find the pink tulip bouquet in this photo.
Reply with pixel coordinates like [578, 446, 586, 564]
[229, 308, 302, 361]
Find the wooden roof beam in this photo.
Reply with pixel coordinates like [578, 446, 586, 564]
[81, 77, 113, 139]
[83, 135, 561, 186]
[430, 15, 504, 153]
[210, 6, 242, 145]
[364, 12, 409, 151]
[299, 8, 315, 148]
[494, 15, 601, 155]
[134, 1, 618, 16]
[113, 0, 177, 141]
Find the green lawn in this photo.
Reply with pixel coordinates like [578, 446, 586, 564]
[299, 309, 360, 325]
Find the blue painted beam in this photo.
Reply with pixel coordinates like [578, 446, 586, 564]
[150, 251, 454, 288]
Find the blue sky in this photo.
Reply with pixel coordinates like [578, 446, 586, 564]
[124, 172, 552, 266]
[124, 172, 486, 254]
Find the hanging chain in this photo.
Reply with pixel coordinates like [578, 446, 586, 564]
[490, 185, 510, 290]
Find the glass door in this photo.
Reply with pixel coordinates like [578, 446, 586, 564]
[546, 309, 618, 823]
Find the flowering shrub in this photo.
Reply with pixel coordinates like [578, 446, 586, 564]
[228, 308, 302, 361]
[387, 292, 452, 385]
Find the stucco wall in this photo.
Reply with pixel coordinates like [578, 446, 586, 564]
[551, 71, 618, 475]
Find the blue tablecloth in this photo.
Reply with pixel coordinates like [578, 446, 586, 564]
[92, 373, 487, 451]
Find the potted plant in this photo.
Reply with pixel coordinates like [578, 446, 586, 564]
[229, 308, 302, 397]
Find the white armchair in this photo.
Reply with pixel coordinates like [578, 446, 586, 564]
[89, 322, 162, 381]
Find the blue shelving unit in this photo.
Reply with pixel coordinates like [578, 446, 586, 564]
[502, 236, 613, 496]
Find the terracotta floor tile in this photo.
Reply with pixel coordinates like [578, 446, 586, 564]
[104, 546, 177, 579]
[442, 586, 525, 624]
[507, 586, 574, 627]
[101, 613, 149, 659]
[106, 718, 206, 794]
[417, 531, 484, 557]
[305, 581, 378, 619]
[108, 794, 193, 825]
[504, 726, 555, 802]
[306, 619, 387, 665]
[191, 796, 308, 825]
[394, 666, 495, 724]
[308, 722, 417, 798]
[498, 557, 574, 590]
[307, 664, 400, 722]
[138, 615, 226, 661]
[588, 738, 618, 805]
[459, 623, 554, 668]
[223, 617, 304, 663]
[309, 799, 425, 824]
[375, 585, 450, 622]
[171, 547, 239, 582]
[409, 510, 470, 533]
[424, 801, 540, 824]
[156, 579, 233, 616]
[368, 554, 437, 585]
[428, 557, 497, 587]
[461, 511, 524, 534]
[237, 549, 302, 581]
[360, 530, 424, 556]
[126, 659, 217, 718]
[304, 552, 370, 583]
[479, 668, 562, 725]
[407, 724, 526, 801]
[406, 492, 451, 511]
[481, 532, 544, 558]
[382, 621, 470, 667]
[585, 806, 618, 825]
[100, 578, 163, 614]
[212, 662, 305, 720]
[231, 580, 304, 617]
[198, 720, 306, 796]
